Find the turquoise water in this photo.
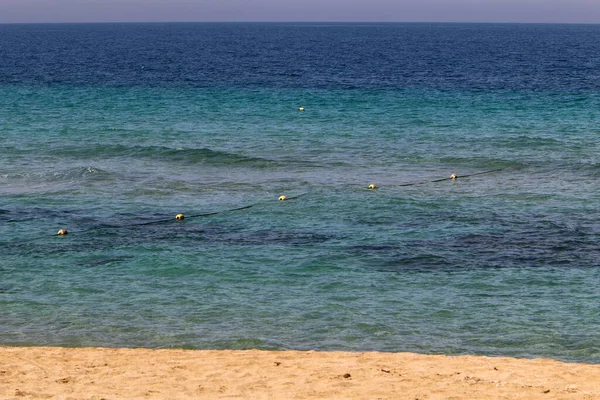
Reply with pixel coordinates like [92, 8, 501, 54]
[1, 23, 599, 363]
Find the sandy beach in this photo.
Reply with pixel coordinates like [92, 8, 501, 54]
[1, 347, 599, 399]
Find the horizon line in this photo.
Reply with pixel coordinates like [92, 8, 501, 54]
[1, 20, 599, 25]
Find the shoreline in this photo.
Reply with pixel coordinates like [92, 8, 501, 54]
[1, 347, 599, 399]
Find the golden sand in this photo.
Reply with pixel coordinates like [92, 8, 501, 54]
[1, 347, 599, 399]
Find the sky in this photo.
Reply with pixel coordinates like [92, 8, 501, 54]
[0, 0, 599, 24]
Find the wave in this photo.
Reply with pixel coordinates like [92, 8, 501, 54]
[50, 144, 279, 167]
[498, 134, 562, 146]
[1, 166, 112, 183]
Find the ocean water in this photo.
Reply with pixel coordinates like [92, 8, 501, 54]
[1, 22, 599, 363]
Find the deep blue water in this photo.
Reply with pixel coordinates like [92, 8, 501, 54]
[1, 23, 599, 363]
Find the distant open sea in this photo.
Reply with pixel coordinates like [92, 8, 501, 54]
[1, 22, 599, 363]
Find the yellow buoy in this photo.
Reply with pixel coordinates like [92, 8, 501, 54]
[298, 107, 305, 111]
[57, 229, 68, 236]
[175, 213, 185, 220]
[368, 184, 378, 190]
[278, 195, 287, 201]
[450, 174, 458, 180]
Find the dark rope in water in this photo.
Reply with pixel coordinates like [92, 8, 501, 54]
[1, 201, 265, 243]
[118, 202, 262, 227]
[397, 168, 503, 187]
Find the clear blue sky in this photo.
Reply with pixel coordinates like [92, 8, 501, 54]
[0, 0, 599, 24]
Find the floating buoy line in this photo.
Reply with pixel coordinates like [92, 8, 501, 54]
[395, 168, 503, 187]
[6, 169, 502, 240]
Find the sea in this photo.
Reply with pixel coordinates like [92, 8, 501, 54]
[1, 22, 599, 364]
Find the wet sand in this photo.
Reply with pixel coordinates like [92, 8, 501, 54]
[1, 346, 599, 399]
